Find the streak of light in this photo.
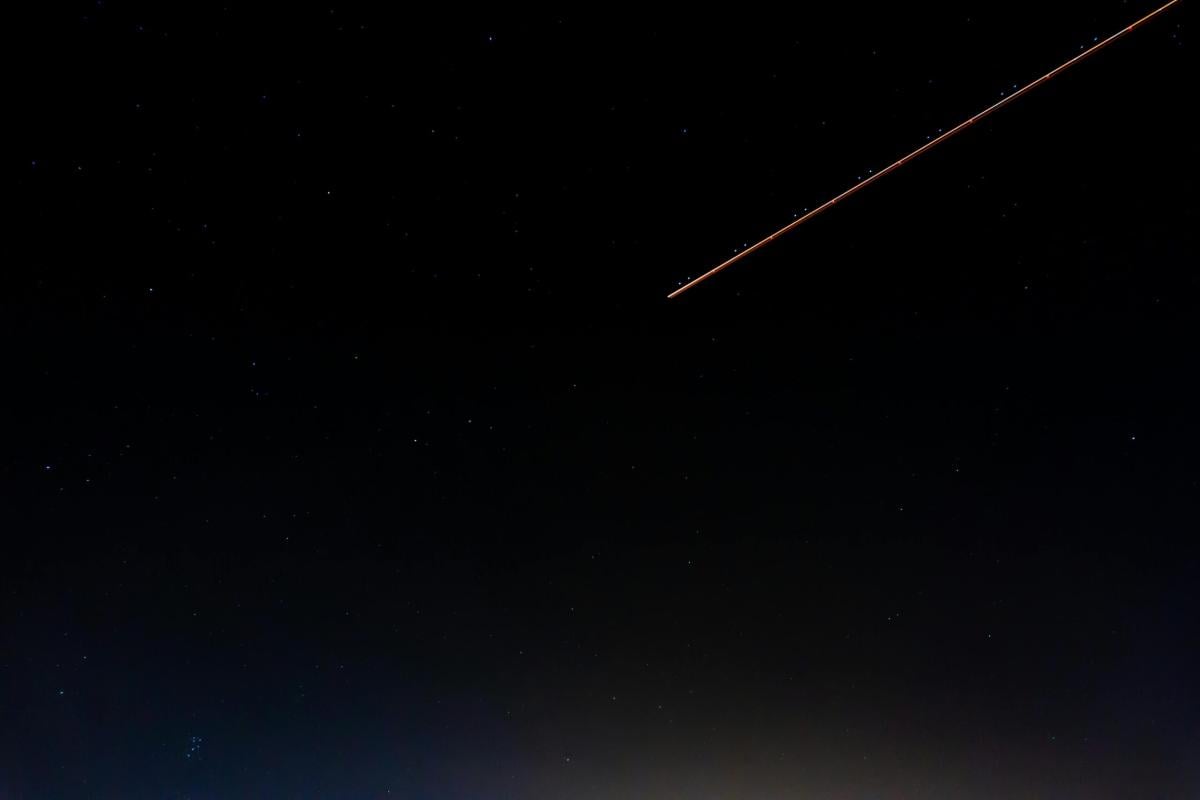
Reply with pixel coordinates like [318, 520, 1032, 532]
[668, 0, 1182, 299]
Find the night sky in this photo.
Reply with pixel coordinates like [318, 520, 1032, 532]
[4, 3, 1197, 798]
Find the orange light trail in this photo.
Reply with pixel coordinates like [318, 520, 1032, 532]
[668, 0, 1182, 299]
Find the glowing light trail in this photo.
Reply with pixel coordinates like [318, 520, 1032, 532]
[668, 0, 1182, 299]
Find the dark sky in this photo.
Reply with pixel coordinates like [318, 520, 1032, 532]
[4, 3, 1196, 798]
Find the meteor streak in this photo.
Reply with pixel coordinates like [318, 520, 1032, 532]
[668, 0, 1182, 299]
